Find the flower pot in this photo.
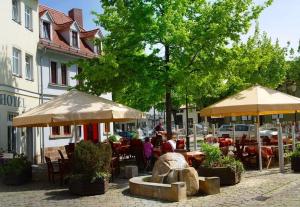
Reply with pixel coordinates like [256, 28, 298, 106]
[2, 166, 32, 185]
[69, 177, 109, 196]
[291, 157, 300, 172]
[198, 166, 241, 186]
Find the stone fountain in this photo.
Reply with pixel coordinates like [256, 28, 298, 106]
[129, 153, 219, 202]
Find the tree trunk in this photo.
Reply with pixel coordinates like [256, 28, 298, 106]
[165, 45, 172, 139]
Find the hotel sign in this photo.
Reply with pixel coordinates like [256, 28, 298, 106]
[0, 94, 24, 108]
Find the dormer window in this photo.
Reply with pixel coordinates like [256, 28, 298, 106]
[71, 31, 79, 48]
[42, 21, 51, 40]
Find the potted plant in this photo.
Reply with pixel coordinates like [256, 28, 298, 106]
[198, 143, 244, 185]
[0, 154, 32, 185]
[290, 145, 300, 172]
[69, 141, 112, 196]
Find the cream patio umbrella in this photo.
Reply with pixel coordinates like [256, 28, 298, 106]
[200, 85, 300, 117]
[199, 85, 300, 171]
[13, 89, 144, 128]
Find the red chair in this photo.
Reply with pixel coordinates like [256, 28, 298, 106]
[176, 139, 185, 149]
[130, 139, 145, 169]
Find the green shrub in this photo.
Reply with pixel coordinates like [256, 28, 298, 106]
[201, 143, 222, 167]
[0, 154, 31, 176]
[289, 144, 300, 159]
[108, 135, 117, 142]
[71, 141, 112, 182]
[131, 131, 139, 139]
[219, 156, 245, 174]
[201, 143, 244, 173]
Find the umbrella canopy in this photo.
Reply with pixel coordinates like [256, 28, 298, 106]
[13, 90, 144, 127]
[200, 85, 300, 117]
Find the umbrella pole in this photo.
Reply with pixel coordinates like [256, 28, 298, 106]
[257, 115, 263, 171]
[74, 123, 78, 144]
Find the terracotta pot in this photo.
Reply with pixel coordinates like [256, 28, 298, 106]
[291, 157, 300, 172]
[69, 177, 109, 196]
[198, 166, 241, 186]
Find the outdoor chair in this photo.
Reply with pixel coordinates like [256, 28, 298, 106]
[45, 156, 61, 185]
[176, 139, 185, 149]
[64, 143, 74, 159]
[110, 156, 120, 182]
[58, 149, 65, 160]
[58, 149, 71, 173]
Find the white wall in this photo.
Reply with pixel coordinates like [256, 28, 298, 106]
[0, 0, 40, 161]
[38, 50, 113, 148]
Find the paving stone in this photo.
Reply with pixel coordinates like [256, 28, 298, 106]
[0, 169, 300, 207]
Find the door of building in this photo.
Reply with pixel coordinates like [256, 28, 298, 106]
[7, 112, 18, 153]
[83, 123, 99, 143]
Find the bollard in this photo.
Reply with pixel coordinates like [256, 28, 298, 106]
[212, 124, 215, 138]
[278, 124, 285, 173]
[193, 123, 197, 151]
[233, 124, 236, 144]
[257, 120, 262, 171]
[292, 125, 296, 152]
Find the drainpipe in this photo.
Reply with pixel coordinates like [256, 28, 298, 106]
[39, 47, 46, 163]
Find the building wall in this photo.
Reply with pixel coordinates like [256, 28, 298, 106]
[38, 49, 113, 152]
[0, 0, 40, 162]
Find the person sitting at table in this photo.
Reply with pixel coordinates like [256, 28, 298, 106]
[167, 137, 176, 151]
[154, 122, 164, 132]
[143, 137, 153, 171]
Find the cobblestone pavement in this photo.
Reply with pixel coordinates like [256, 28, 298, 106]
[0, 169, 300, 207]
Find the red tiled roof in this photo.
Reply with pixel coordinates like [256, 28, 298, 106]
[80, 29, 99, 38]
[40, 5, 73, 25]
[39, 5, 101, 58]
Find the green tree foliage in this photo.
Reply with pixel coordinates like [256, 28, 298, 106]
[190, 26, 287, 108]
[76, 0, 273, 137]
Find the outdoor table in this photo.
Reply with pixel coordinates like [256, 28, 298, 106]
[243, 145, 274, 169]
[179, 151, 205, 166]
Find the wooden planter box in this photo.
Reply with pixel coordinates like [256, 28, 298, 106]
[69, 177, 109, 196]
[198, 166, 241, 186]
[291, 157, 300, 172]
[2, 166, 32, 185]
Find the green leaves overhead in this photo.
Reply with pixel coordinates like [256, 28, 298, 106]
[76, 0, 274, 117]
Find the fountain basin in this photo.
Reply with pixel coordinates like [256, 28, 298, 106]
[129, 176, 187, 202]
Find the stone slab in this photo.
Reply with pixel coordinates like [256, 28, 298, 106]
[198, 176, 220, 195]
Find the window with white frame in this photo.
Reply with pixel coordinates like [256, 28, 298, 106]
[12, 0, 20, 23]
[61, 64, 67, 85]
[50, 126, 72, 138]
[25, 54, 33, 80]
[50, 61, 57, 84]
[71, 31, 79, 48]
[42, 21, 51, 40]
[25, 6, 33, 30]
[12, 48, 21, 76]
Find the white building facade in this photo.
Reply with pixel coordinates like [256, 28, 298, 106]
[37, 5, 113, 161]
[0, 0, 40, 162]
[0, 1, 112, 163]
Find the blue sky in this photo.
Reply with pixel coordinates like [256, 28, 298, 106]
[40, 0, 300, 48]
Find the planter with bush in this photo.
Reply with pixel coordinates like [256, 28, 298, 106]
[198, 143, 244, 185]
[290, 145, 300, 172]
[0, 154, 32, 185]
[69, 141, 112, 196]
